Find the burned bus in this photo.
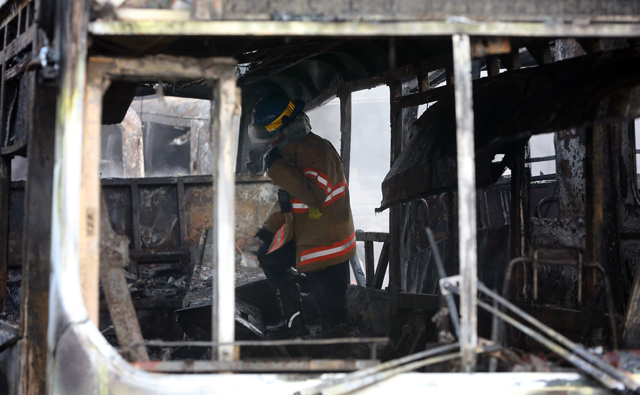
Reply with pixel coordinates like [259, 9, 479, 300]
[2, 0, 640, 393]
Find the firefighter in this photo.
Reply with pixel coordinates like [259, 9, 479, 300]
[250, 93, 356, 339]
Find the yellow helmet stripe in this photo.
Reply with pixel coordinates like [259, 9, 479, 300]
[264, 101, 296, 132]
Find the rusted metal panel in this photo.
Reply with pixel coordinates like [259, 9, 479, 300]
[7, 176, 276, 270]
[234, 176, 278, 250]
[103, 185, 135, 244]
[348, 287, 393, 336]
[139, 185, 181, 250]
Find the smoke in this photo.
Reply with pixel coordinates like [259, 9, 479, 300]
[308, 86, 391, 285]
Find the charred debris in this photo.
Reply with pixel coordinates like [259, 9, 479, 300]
[1, 0, 640, 392]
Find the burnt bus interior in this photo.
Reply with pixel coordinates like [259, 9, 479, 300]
[1, 0, 640, 393]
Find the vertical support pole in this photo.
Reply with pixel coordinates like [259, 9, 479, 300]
[365, 241, 374, 288]
[509, 143, 529, 299]
[389, 79, 403, 291]
[587, 125, 625, 320]
[79, 60, 107, 326]
[130, 181, 141, 275]
[20, 68, 56, 395]
[46, 0, 89, 388]
[0, 156, 8, 312]
[0, 19, 7, 314]
[339, 88, 352, 182]
[177, 178, 187, 249]
[452, 34, 477, 372]
[211, 70, 238, 361]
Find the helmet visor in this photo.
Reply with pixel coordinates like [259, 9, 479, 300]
[248, 123, 280, 144]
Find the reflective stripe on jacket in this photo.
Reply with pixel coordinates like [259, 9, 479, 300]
[262, 132, 356, 273]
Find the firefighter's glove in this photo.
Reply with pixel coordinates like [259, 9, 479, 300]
[264, 147, 283, 170]
[254, 227, 274, 244]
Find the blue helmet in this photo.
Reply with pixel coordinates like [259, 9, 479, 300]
[249, 93, 305, 143]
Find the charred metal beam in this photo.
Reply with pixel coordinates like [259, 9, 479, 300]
[365, 241, 374, 288]
[453, 33, 477, 372]
[0, 154, 7, 312]
[509, 143, 529, 302]
[130, 182, 141, 274]
[374, 242, 389, 290]
[355, 232, 390, 243]
[389, 78, 403, 292]
[586, 125, 625, 325]
[99, 194, 149, 362]
[339, 87, 351, 181]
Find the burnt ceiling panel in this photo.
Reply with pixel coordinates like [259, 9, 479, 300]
[380, 46, 640, 211]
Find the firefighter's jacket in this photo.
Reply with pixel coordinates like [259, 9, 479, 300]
[263, 132, 356, 273]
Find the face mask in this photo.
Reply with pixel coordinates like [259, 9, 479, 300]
[282, 113, 311, 143]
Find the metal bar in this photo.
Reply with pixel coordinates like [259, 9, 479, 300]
[389, 79, 403, 292]
[365, 240, 374, 288]
[373, 242, 390, 289]
[302, 345, 497, 395]
[425, 226, 461, 340]
[473, 296, 628, 392]
[211, 71, 238, 361]
[452, 33, 477, 372]
[131, 337, 390, 348]
[295, 343, 459, 395]
[133, 359, 379, 373]
[526, 155, 556, 163]
[0, 157, 8, 312]
[397, 85, 452, 108]
[349, 254, 366, 287]
[177, 178, 187, 249]
[80, 59, 107, 326]
[0, 335, 19, 354]
[99, 194, 149, 362]
[89, 20, 640, 38]
[0, 40, 4, 328]
[47, 0, 90, 389]
[338, 88, 351, 182]
[129, 181, 141, 275]
[476, 282, 637, 391]
[18, 66, 56, 395]
[355, 232, 390, 243]
[93, 55, 236, 81]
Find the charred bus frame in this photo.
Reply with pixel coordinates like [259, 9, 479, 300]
[0, 0, 640, 393]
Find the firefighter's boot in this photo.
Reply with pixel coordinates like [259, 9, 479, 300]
[266, 284, 308, 339]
